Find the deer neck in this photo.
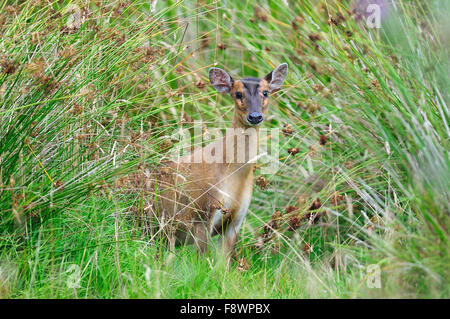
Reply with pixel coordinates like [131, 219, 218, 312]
[221, 109, 260, 175]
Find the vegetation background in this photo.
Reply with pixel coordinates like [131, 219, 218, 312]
[0, 0, 448, 298]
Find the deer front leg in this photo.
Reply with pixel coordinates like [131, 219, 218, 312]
[220, 200, 250, 257]
[192, 220, 209, 253]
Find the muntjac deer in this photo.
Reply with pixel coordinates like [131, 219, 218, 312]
[147, 63, 288, 256]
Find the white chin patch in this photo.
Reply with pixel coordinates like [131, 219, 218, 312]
[245, 119, 262, 127]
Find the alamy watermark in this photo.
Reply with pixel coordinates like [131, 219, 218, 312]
[352, 1, 386, 29]
[64, 4, 82, 30]
[366, 4, 381, 29]
[366, 264, 381, 288]
[165, 122, 280, 174]
[341, 255, 382, 288]
[66, 264, 81, 289]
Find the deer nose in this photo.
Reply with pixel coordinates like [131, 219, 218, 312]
[247, 112, 263, 125]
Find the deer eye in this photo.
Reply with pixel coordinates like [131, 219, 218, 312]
[263, 90, 268, 97]
[235, 92, 243, 99]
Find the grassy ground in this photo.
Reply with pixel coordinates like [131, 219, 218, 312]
[0, 0, 449, 298]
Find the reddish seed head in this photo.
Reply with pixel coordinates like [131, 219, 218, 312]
[309, 198, 322, 211]
[0, 58, 16, 75]
[253, 6, 268, 22]
[312, 211, 323, 223]
[307, 59, 317, 72]
[55, 179, 65, 192]
[304, 211, 323, 224]
[344, 160, 355, 169]
[256, 176, 269, 190]
[287, 147, 300, 155]
[371, 79, 379, 88]
[328, 16, 338, 26]
[313, 84, 324, 93]
[289, 216, 301, 231]
[282, 123, 293, 136]
[4, 5, 19, 15]
[195, 79, 206, 89]
[291, 16, 304, 31]
[237, 257, 250, 272]
[302, 243, 311, 253]
[308, 33, 321, 42]
[69, 103, 83, 115]
[262, 223, 274, 242]
[175, 65, 184, 74]
[319, 134, 327, 145]
[268, 219, 278, 230]
[200, 33, 211, 49]
[307, 102, 320, 114]
[25, 58, 45, 79]
[286, 205, 298, 214]
[272, 210, 282, 220]
[60, 46, 77, 60]
[296, 101, 306, 109]
[263, 222, 272, 233]
[330, 192, 344, 205]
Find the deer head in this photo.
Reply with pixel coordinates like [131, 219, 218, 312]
[209, 63, 288, 128]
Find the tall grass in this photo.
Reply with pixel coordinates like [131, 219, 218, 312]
[0, 0, 448, 298]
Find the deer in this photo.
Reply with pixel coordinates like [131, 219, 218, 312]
[139, 63, 288, 258]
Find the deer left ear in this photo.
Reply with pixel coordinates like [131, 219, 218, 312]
[209, 67, 233, 93]
[264, 63, 288, 92]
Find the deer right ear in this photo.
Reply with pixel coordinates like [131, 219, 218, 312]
[264, 63, 288, 92]
[209, 67, 233, 93]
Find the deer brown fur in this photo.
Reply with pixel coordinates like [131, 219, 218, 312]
[133, 63, 288, 257]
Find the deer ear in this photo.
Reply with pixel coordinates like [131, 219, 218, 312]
[209, 67, 233, 93]
[264, 63, 288, 92]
